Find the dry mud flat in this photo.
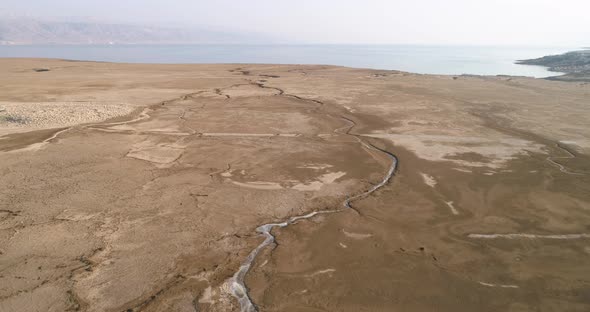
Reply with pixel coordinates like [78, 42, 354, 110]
[0, 59, 590, 312]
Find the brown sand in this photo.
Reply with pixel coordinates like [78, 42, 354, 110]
[0, 59, 589, 312]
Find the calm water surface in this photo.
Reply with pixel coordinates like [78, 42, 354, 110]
[0, 44, 573, 77]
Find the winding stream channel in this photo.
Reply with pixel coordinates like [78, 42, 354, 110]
[228, 117, 399, 312]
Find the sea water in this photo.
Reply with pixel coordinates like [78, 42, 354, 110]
[0, 44, 574, 77]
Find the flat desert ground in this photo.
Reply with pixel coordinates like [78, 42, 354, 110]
[1, 58, 589, 312]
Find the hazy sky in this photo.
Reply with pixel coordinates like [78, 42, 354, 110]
[2, 0, 589, 45]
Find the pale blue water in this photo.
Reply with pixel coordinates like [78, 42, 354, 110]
[0, 44, 574, 77]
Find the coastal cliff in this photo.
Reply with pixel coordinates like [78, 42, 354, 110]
[517, 50, 590, 81]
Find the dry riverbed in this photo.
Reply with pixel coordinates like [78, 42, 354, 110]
[1, 59, 589, 312]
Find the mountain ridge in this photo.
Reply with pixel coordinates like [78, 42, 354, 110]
[0, 17, 271, 45]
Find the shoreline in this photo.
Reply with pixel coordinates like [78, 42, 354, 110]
[0, 56, 570, 78]
[516, 49, 590, 81]
[0, 43, 567, 77]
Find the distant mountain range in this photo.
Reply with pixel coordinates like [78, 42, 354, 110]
[0, 17, 271, 45]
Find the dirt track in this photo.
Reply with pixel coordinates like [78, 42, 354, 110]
[1, 59, 589, 312]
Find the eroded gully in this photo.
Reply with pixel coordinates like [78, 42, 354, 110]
[227, 114, 399, 312]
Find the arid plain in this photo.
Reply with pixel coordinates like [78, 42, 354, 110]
[1, 59, 589, 312]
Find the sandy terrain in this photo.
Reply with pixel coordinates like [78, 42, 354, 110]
[0, 101, 134, 135]
[0, 59, 589, 312]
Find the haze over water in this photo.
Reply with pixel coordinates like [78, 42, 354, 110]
[0, 44, 572, 77]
